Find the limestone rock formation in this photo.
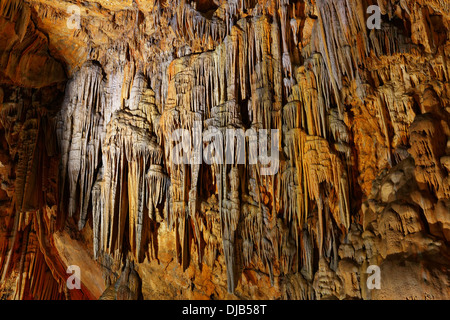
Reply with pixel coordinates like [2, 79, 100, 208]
[0, 0, 449, 300]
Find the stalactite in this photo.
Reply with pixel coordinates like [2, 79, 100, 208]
[57, 61, 105, 230]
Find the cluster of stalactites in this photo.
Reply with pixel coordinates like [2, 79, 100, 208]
[56, 0, 437, 294]
[171, 0, 227, 53]
[57, 62, 105, 231]
[94, 78, 169, 261]
[157, 4, 353, 291]
[158, 14, 289, 291]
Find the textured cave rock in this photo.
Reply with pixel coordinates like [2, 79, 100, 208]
[0, 0, 449, 300]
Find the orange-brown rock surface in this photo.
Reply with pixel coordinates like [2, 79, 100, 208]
[0, 0, 449, 300]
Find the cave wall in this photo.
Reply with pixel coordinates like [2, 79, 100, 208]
[0, 0, 449, 300]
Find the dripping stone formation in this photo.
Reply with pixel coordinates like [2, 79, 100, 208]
[0, 0, 449, 300]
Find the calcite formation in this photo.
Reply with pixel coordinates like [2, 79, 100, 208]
[0, 0, 449, 300]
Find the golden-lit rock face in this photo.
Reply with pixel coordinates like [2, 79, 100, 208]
[0, 1, 65, 87]
[0, 0, 449, 300]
